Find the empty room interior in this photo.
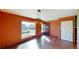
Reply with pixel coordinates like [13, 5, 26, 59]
[0, 9, 78, 49]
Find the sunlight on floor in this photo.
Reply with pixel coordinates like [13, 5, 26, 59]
[41, 35, 51, 42]
[17, 39, 39, 49]
[17, 35, 51, 49]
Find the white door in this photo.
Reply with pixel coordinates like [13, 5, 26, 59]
[61, 20, 73, 42]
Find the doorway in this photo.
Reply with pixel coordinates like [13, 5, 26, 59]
[61, 20, 73, 42]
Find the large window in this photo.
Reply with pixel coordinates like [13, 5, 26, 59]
[21, 21, 36, 39]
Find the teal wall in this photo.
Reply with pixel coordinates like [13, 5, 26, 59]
[75, 16, 77, 28]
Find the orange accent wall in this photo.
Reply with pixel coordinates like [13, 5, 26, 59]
[0, 14, 2, 48]
[0, 11, 45, 48]
[36, 23, 41, 36]
[48, 20, 61, 39]
[0, 12, 21, 48]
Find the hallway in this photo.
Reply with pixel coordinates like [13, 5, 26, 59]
[6, 35, 77, 49]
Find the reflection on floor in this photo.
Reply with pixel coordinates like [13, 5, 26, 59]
[7, 35, 77, 49]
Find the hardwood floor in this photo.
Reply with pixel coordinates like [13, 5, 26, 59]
[6, 35, 77, 49]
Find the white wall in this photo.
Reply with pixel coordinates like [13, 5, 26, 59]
[77, 10, 79, 48]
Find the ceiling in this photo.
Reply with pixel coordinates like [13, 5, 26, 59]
[0, 9, 77, 21]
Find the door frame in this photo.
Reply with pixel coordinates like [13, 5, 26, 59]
[60, 18, 75, 43]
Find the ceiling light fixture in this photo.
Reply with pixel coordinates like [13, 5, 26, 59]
[36, 9, 42, 20]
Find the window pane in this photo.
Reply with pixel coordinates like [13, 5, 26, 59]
[21, 21, 36, 39]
